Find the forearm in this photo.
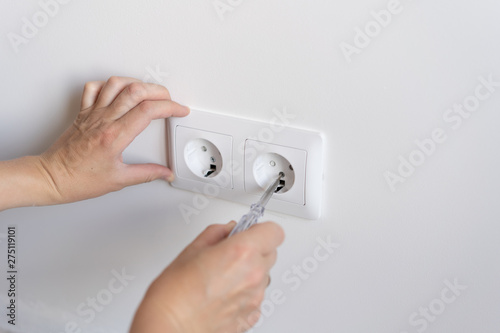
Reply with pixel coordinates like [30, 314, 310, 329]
[0, 156, 61, 211]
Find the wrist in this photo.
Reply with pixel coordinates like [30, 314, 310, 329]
[130, 297, 185, 333]
[35, 154, 65, 204]
[0, 155, 63, 211]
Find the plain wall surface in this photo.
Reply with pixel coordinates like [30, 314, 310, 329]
[1, 0, 499, 332]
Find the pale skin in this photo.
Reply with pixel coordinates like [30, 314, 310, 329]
[0, 77, 285, 333]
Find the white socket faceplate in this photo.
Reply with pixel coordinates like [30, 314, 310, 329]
[167, 109, 324, 219]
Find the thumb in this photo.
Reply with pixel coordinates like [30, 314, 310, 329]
[191, 221, 237, 249]
[121, 163, 174, 186]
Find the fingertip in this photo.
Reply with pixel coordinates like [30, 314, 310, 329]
[156, 101, 190, 119]
[226, 220, 237, 232]
[179, 104, 190, 117]
[155, 166, 174, 183]
[165, 173, 175, 183]
[123, 164, 173, 187]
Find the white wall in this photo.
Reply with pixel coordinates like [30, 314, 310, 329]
[1, 0, 499, 332]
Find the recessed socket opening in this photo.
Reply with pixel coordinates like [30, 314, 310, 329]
[184, 138, 222, 179]
[253, 153, 295, 194]
[204, 164, 217, 177]
[275, 178, 286, 193]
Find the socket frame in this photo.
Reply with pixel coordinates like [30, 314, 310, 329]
[167, 109, 324, 219]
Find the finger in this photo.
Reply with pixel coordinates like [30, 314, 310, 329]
[262, 250, 278, 271]
[118, 163, 174, 187]
[251, 274, 271, 291]
[114, 100, 190, 150]
[81, 81, 106, 109]
[192, 222, 237, 249]
[109, 82, 172, 119]
[95, 76, 142, 108]
[233, 222, 285, 255]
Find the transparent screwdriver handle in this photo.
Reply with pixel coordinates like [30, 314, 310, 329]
[228, 203, 265, 237]
[227, 172, 283, 237]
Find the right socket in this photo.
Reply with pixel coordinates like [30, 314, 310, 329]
[253, 152, 295, 193]
[244, 139, 307, 205]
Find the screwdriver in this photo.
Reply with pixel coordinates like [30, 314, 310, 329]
[228, 172, 285, 237]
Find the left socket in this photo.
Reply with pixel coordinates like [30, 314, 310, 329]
[184, 138, 222, 178]
[173, 126, 233, 188]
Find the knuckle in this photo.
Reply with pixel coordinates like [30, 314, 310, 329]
[231, 241, 255, 260]
[204, 224, 219, 234]
[107, 76, 122, 87]
[83, 81, 97, 92]
[137, 100, 154, 115]
[159, 85, 171, 97]
[74, 112, 87, 125]
[126, 82, 147, 100]
[143, 174, 155, 183]
[245, 267, 266, 288]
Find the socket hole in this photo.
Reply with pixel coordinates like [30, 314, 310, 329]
[204, 164, 217, 177]
[275, 179, 285, 193]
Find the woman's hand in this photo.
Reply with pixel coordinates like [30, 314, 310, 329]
[39, 76, 189, 204]
[130, 221, 285, 333]
[0, 77, 188, 210]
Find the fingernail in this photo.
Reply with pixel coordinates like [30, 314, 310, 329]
[166, 174, 175, 182]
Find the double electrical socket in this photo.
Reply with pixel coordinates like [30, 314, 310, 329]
[167, 109, 324, 219]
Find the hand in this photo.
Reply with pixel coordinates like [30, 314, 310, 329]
[37, 76, 189, 204]
[130, 221, 285, 333]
